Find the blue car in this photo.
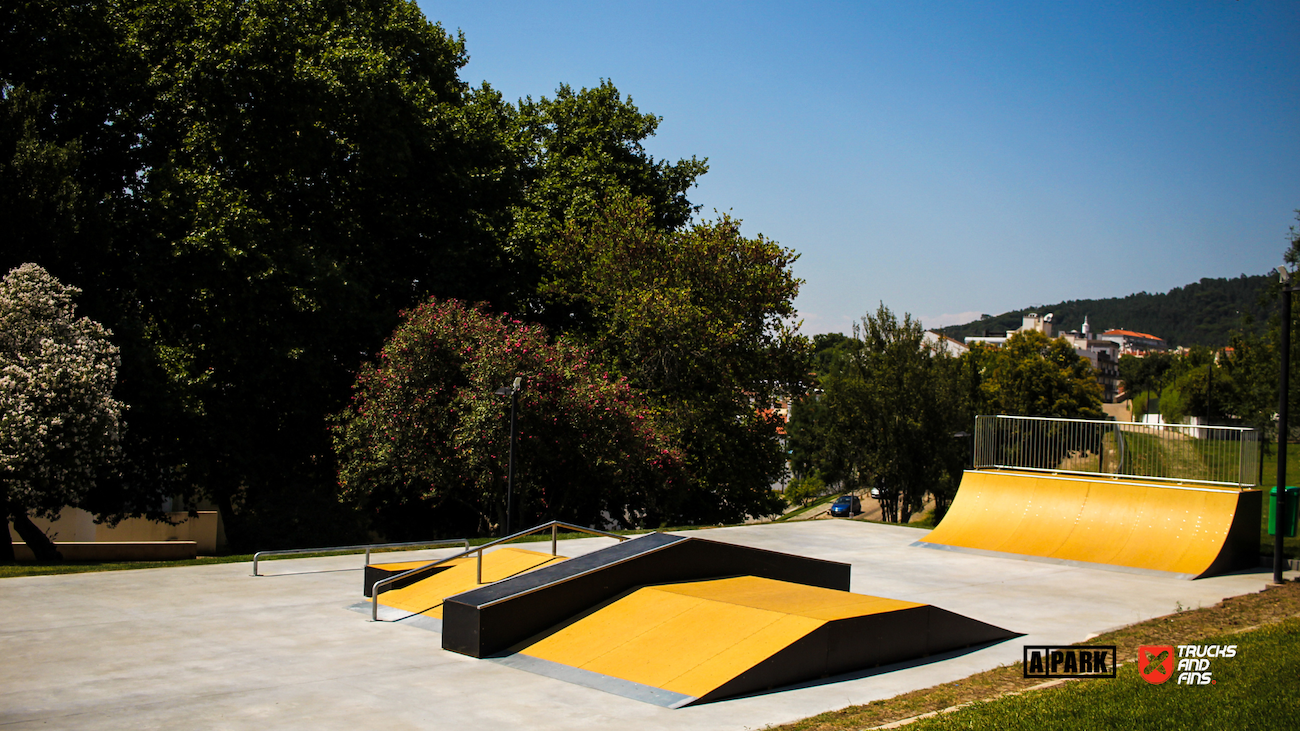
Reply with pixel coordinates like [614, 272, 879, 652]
[829, 495, 862, 517]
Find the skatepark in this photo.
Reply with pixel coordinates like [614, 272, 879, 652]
[0, 517, 1287, 731]
[1, 415, 1290, 729]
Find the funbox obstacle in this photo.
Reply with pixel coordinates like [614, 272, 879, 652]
[915, 469, 1262, 579]
[365, 532, 1017, 707]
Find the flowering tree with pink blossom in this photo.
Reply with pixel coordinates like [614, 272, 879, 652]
[332, 298, 684, 538]
[1, 264, 123, 561]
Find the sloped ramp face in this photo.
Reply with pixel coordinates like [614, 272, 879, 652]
[367, 547, 567, 618]
[916, 470, 1262, 579]
[441, 532, 852, 658]
[510, 577, 1018, 707]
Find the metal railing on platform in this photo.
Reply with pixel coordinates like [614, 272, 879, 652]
[369, 520, 627, 621]
[973, 414, 1260, 488]
[251, 538, 469, 576]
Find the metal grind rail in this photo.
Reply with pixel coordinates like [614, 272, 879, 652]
[369, 520, 628, 621]
[252, 538, 469, 576]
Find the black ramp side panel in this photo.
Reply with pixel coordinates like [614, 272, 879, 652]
[693, 606, 1020, 705]
[1200, 489, 1262, 579]
[442, 533, 853, 658]
[452, 533, 685, 607]
[923, 606, 1023, 655]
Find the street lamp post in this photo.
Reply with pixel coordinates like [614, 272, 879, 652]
[1276, 267, 1295, 584]
[495, 376, 523, 536]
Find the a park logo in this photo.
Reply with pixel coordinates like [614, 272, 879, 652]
[1138, 645, 1175, 684]
[1022, 645, 1117, 679]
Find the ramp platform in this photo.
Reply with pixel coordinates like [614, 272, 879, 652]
[368, 547, 567, 618]
[441, 532, 851, 658]
[915, 470, 1262, 579]
[508, 576, 1018, 707]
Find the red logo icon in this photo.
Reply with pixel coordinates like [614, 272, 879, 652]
[1139, 645, 1175, 684]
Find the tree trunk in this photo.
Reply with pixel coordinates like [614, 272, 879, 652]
[0, 494, 14, 563]
[10, 511, 62, 562]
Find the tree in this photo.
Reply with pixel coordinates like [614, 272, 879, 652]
[540, 195, 809, 524]
[979, 330, 1104, 419]
[508, 81, 708, 321]
[790, 306, 964, 524]
[1, 264, 123, 561]
[787, 334, 861, 487]
[333, 298, 684, 538]
[2, 0, 525, 548]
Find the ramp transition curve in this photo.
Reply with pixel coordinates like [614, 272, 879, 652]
[915, 469, 1262, 579]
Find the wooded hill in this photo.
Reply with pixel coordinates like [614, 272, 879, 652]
[939, 273, 1274, 348]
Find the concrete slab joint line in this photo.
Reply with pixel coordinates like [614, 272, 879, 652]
[0, 520, 1289, 731]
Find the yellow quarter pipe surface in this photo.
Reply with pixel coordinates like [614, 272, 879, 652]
[917, 470, 1262, 579]
[510, 576, 1017, 706]
[372, 547, 566, 617]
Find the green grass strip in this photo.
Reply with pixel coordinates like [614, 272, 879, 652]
[909, 618, 1300, 730]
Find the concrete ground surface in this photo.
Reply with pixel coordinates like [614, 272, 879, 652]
[1, 519, 1291, 730]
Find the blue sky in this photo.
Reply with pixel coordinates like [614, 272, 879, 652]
[417, 0, 1300, 334]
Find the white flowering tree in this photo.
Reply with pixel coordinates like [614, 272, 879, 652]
[1, 264, 123, 561]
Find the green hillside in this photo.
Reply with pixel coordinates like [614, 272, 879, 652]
[940, 273, 1273, 348]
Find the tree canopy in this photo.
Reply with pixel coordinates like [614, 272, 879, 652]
[2, 0, 803, 545]
[788, 306, 968, 524]
[542, 195, 809, 523]
[976, 331, 1104, 420]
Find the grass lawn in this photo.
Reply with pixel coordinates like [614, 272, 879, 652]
[772, 581, 1300, 731]
[906, 618, 1300, 730]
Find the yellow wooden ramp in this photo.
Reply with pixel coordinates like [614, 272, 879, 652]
[510, 576, 1017, 706]
[372, 547, 566, 618]
[916, 470, 1262, 579]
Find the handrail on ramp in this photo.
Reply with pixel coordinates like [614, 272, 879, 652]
[369, 520, 627, 621]
[252, 538, 469, 576]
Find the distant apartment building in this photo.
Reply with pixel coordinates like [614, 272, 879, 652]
[963, 312, 1054, 347]
[923, 331, 969, 356]
[1100, 328, 1167, 355]
[1059, 317, 1121, 403]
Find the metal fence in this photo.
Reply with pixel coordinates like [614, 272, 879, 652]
[973, 415, 1260, 488]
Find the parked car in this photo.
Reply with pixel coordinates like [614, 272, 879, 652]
[828, 494, 862, 517]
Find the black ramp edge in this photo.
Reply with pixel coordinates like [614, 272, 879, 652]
[442, 533, 852, 658]
[453, 532, 685, 607]
[923, 606, 1023, 656]
[1199, 489, 1263, 579]
[693, 605, 1021, 706]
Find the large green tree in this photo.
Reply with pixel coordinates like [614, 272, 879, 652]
[542, 195, 810, 523]
[977, 330, 1104, 419]
[789, 306, 963, 524]
[2, 0, 524, 547]
[1, 1, 805, 544]
[1, 264, 123, 561]
[508, 81, 708, 321]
